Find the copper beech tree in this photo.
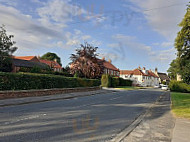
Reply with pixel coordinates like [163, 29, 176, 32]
[70, 42, 104, 79]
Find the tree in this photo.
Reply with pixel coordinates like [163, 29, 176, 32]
[174, 4, 190, 84]
[41, 52, 62, 66]
[167, 58, 180, 80]
[70, 42, 104, 79]
[0, 25, 17, 72]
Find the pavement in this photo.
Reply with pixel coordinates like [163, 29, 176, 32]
[172, 118, 190, 142]
[123, 91, 175, 142]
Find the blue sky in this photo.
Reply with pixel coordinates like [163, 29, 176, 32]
[0, 0, 189, 72]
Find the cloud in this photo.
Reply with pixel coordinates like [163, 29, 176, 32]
[128, 0, 189, 40]
[109, 34, 176, 63]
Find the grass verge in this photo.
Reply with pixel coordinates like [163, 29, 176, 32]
[171, 92, 190, 119]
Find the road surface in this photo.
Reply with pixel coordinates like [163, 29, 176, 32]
[0, 89, 164, 142]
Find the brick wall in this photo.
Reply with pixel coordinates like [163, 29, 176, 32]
[0, 87, 101, 100]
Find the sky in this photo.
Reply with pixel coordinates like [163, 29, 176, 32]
[0, 0, 189, 73]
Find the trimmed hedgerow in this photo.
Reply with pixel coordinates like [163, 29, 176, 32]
[0, 72, 100, 91]
[111, 77, 120, 87]
[101, 74, 112, 87]
[119, 77, 133, 86]
[101, 74, 132, 87]
[169, 80, 190, 93]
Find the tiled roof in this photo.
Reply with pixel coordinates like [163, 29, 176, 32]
[120, 69, 158, 78]
[14, 56, 36, 61]
[158, 72, 170, 81]
[40, 60, 62, 69]
[13, 59, 48, 69]
[148, 70, 159, 78]
[102, 60, 119, 71]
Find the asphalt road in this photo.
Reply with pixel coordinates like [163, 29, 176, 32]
[0, 89, 164, 142]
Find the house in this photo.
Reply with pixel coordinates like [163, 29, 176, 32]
[12, 58, 48, 72]
[14, 56, 62, 72]
[154, 68, 170, 85]
[101, 58, 120, 76]
[39, 59, 62, 72]
[14, 56, 40, 62]
[120, 67, 159, 87]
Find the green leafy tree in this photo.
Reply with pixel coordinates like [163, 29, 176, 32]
[167, 58, 180, 80]
[169, 3, 190, 84]
[70, 42, 104, 79]
[41, 52, 62, 66]
[0, 25, 17, 72]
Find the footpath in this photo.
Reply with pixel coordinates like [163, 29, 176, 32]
[123, 91, 190, 142]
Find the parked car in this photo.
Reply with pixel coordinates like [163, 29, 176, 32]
[161, 85, 168, 90]
[154, 85, 160, 88]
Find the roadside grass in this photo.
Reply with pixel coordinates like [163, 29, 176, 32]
[115, 86, 149, 90]
[171, 92, 190, 119]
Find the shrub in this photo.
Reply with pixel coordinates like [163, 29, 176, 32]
[0, 72, 100, 91]
[101, 74, 112, 87]
[119, 78, 133, 86]
[111, 77, 120, 87]
[169, 80, 190, 93]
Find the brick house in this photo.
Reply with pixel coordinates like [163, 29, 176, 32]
[12, 58, 48, 72]
[14, 56, 62, 72]
[100, 58, 120, 76]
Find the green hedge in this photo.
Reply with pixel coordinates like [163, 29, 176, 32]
[119, 78, 133, 86]
[101, 74, 132, 87]
[112, 77, 120, 87]
[101, 74, 112, 87]
[169, 80, 190, 93]
[0, 72, 100, 91]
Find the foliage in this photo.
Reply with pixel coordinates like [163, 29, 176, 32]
[161, 80, 166, 85]
[171, 92, 190, 119]
[101, 74, 132, 87]
[170, 4, 190, 84]
[101, 74, 112, 87]
[111, 77, 120, 87]
[169, 80, 190, 93]
[167, 58, 180, 80]
[70, 42, 104, 79]
[119, 77, 133, 86]
[30, 66, 41, 73]
[0, 72, 100, 91]
[41, 52, 62, 66]
[0, 25, 17, 72]
[74, 72, 79, 78]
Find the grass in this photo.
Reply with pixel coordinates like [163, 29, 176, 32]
[171, 92, 190, 119]
[115, 86, 148, 90]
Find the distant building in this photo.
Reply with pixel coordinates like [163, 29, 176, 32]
[120, 67, 159, 87]
[100, 58, 120, 76]
[154, 68, 170, 84]
[39, 59, 62, 72]
[177, 74, 182, 81]
[12, 58, 48, 72]
[13, 56, 62, 72]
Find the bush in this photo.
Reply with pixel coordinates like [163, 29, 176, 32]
[101, 74, 112, 87]
[0, 72, 100, 91]
[111, 77, 120, 87]
[119, 78, 133, 86]
[169, 80, 190, 93]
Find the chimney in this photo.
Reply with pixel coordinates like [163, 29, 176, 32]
[155, 67, 158, 75]
[102, 57, 105, 61]
[142, 67, 146, 74]
[108, 59, 112, 63]
[138, 66, 141, 70]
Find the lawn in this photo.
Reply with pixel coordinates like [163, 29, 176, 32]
[171, 92, 190, 119]
[115, 86, 148, 90]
